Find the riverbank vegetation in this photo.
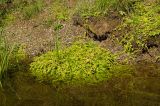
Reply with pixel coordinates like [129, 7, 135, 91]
[0, 28, 26, 88]
[0, 0, 159, 83]
[0, 0, 160, 105]
[30, 41, 117, 85]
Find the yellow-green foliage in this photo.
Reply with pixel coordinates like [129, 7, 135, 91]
[1, 13, 15, 26]
[9, 45, 26, 70]
[30, 41, 116, 85]
[120, 1, 160, 52]
[52, 0, 71, 21]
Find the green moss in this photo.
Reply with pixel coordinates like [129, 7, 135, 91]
[30, 41, 118, 85]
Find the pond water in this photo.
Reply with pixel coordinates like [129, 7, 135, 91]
[0, 63, 160, 106]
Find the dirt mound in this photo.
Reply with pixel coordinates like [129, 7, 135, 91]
[73, 12, 121, 42]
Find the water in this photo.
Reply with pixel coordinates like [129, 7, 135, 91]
[0, 63, 160, 106]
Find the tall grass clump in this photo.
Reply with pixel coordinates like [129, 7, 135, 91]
[30, 41, 117, 85]
[75, 0, 136, 18]
[22, 0, 44, 19]
[0, 28, 26, 88]
[0, 28, 13, 88]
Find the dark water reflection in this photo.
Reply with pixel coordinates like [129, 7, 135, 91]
[0, 63, 160, 106]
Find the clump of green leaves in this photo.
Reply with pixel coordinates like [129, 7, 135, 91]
[119, 1, 160, 53]
[9, 45, 26, 71]
[22, 0, 44, 19]
[0, 28, 13, 87]
[30, 41, 116, 85]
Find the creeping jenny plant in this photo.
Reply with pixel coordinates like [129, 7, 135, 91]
[30, 41, 116, 85]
